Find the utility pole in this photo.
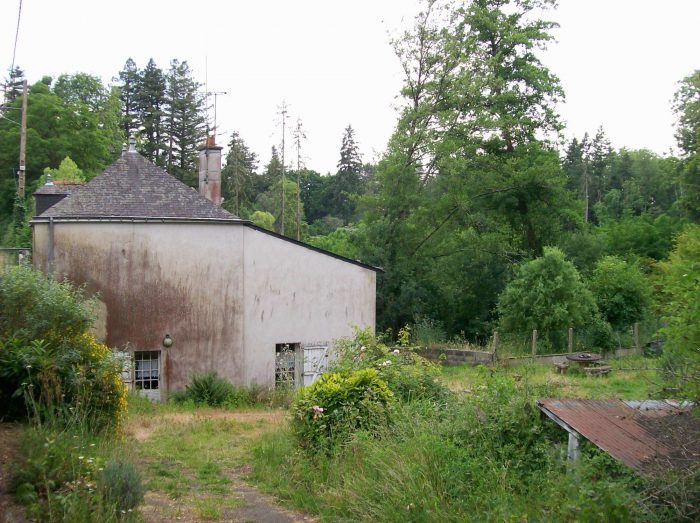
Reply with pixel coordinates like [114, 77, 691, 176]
[278, 101, 288, 236]
[18, 79, 27, 199]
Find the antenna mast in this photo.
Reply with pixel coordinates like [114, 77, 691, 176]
[278, 101, 289, 236]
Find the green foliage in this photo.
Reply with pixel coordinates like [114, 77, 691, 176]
[180, 371, 235, 407]
[332, 327, 449, 402]
[307, 226, 360, 259]
[44, 156, 86, 182]
[0, 266, 126, 429]
[252, 371, 651, 522]
[658, 225, 700, 401]
[249, 210, 275, 231]
[291, 368, 394, 452]
[589, 256, 652, 330]
[497, 247, 598, 345]
[221, 131, 258, 216]
[13, 425, 141, 522]
[100, 460, 145, 514]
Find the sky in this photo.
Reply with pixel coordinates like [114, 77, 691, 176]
[1, 0, 698, 174]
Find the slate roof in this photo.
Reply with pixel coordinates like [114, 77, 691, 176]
[38, 152, 238, 221]
[34, 181, 85, 196]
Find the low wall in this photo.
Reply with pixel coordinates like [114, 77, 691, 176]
[416, 345, 642, 367]
[416, 347, 495, 366]
[502, 346, 643, 368]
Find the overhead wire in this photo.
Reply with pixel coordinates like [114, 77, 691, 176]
[10, 0, 23, 75]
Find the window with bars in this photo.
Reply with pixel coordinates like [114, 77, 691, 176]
[134, 351, 160, 390]
[275, 343, 299, 387]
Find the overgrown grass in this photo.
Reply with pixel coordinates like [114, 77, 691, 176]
[440, 355, 663, 399]
[249, 382, 655, 521]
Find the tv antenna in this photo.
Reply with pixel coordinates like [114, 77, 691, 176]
[206, 90, 228, 142]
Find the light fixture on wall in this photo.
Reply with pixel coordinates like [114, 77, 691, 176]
[162, 334, 173, 348]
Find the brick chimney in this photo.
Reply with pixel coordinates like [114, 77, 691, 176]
[198, 135, 223, 206]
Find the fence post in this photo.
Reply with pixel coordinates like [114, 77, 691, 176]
[568, 327, 574, 354]
[633, 322, 640, 353]
[531, 329, 538, 359]
[492, 330, 499, 363]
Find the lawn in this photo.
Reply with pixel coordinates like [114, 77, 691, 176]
[124, 398, 293, 521]
[440, 354, 662, 400]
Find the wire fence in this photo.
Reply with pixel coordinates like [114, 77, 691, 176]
[491, 319, 664, 358]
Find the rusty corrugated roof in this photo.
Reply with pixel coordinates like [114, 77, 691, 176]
[537, 399, 698, 473]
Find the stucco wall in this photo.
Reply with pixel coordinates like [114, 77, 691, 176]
[33, 222, 245, 393]
[33, 221, 377, 392]
[242, 226, 376, 385]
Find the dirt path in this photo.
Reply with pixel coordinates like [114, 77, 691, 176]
[130, 409, 316, 523]
[0, 423, 27, 523]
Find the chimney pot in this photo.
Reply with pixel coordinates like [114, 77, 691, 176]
[128, 135, 137, 153]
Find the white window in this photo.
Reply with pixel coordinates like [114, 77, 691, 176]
[134, 351, 160, 391]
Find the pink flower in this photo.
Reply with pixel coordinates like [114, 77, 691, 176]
[312, 405, 324, 413]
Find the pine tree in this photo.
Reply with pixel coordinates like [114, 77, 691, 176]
[116, 58, 140, 138]
[221, 131, 258, 216]
[163, 59, 206, 185]
[332, 125, 363, 224]
[136, 59, 167, 165]
[2, 66, 24, 107]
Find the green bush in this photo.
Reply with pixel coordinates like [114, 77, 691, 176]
[589, 256, 652, 331]
[497, 247, 598, 346]
[291, 368, 394, 452]
[100, 460, 144, 514]
[332, 327, 450, 402]
[180, 371, 235, 407]
[0, 267, 126, 430]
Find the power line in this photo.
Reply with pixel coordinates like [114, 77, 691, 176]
[10, 0, 23, 74]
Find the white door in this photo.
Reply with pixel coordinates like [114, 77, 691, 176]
[302, 344, 329, 386]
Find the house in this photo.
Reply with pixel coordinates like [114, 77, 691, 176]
[31, 138, 377, 400]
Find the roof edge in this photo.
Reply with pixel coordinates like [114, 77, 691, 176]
[30, 216, 383, 273]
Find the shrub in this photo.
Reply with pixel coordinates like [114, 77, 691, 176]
[332, 327, 450, 402]
[180, 371, 235, 407]
[589, 256, 652, 331]
[100, 460, 144, 514]
[291, 368, 394, 452]
[497, 247, 598, 346]
[0, 266, 126, 430]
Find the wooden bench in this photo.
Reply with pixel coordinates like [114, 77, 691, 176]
[583, 365, 612, 377]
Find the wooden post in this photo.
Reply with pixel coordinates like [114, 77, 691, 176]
[633, 322, 640, 353]
[568, 327, 574, 354]
[567, 432, 580, 462]
[18, 79, 28, 199]
[531, 329, 538, 359]
[492, 331, 499, 364]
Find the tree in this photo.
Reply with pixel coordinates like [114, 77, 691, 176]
[0, 78, 121, 241]
[672, 70, 700, 219]
[221, 131, 258, 216]
[332, 125, 363, 223]
[163, 59, 206, 186]
[43, 156, 85, 183]
[2, 66, 24, 107]
[116, 58, 140, 138]
[589, 256, 651, 331]
[658, 225, 700, 401]
[135, 59, 167, 165]
[255, 178, 307, 237]
[358, 0, 571, 337]
[497, 247, 597, 345]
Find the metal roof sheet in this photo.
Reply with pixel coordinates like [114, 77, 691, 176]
[537, 399, 699, 474]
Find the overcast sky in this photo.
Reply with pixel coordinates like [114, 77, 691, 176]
[1, 0, 698, 174]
